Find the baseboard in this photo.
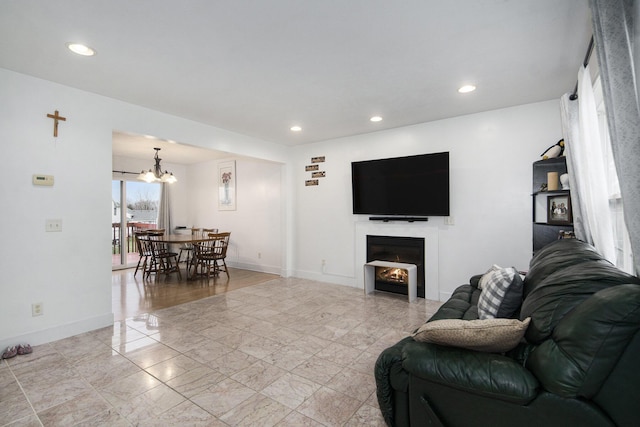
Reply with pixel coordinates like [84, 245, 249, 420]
[0, 312, 113, 350]
[227, 261, 282, 276]
[293, 269, 358, 288]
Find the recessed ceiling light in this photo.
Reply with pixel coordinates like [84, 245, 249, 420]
[458, 85, 476, 93]
[66, 43, 96, 56]
[290, 126, 302, 132]
[370, 116, 383, 122]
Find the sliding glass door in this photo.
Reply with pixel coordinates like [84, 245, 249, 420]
[112, 179, 161, 269]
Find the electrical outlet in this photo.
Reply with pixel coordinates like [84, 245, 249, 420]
[444, 216, 455, 225]
[321, 259, 326, 266]
[258, 252, 262, 259]
[32, 303, 43, 317]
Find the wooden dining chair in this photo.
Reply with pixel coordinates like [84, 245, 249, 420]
[192, 232, 229, 279]
[210, 232, 230, 278]
[133, 230, 151, 276]
[178, 227, 200, 266]
[145, 231, 181, 279]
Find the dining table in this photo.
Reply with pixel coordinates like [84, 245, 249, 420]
[143, 233, 220, 280]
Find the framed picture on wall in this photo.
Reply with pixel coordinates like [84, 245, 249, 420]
[547, 194, 572, 225]
[218, 160, 236, 211]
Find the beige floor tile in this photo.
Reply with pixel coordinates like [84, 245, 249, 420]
[144, 354, 203, 382]
[297, 386, 362, 427]
[326, 367, 376, 402]
[290, 356, 343, 385]
[345, 403, 387, 426]
[166, 365, 226, 398]
[262, 372, 322, 409]
[230, 360, 287, 391]
[219, 393, 291, 427]
[275, 411, 325, 426]
[2, 275, 443, 426]
[36, 389, 110, 426]
[190, 377, 256, 418]
[73, 409, 131, 427]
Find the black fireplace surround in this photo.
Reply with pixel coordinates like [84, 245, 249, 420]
[366, 235, 425, 298]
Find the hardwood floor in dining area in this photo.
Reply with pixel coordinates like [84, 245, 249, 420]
[112, 266, 279, 322]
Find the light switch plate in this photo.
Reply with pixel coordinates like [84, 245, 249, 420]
[33, 174, 54, 186]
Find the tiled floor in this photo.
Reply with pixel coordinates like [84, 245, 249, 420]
[1, 277, 442, 426]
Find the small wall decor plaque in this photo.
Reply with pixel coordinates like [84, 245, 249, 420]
[311, 156, 325, 163]
[305, 164, 319, 172]
[312, 171, 326, 178]
[305, 179, 319, 186]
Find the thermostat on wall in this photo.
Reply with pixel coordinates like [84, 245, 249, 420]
[32, 174, 54, 186]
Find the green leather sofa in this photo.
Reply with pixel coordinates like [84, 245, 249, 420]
[375, 239, 640, 427]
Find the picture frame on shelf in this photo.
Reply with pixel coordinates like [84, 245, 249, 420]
[547, 194, 572, 225]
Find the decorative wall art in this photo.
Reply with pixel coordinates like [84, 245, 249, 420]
[305, 156, 326, 186]
[218, 160, 236, 210]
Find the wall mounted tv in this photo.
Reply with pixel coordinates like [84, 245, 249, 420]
[351, 152, 450, 217]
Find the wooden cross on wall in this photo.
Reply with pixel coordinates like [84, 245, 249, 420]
[46, 110, 66, 137]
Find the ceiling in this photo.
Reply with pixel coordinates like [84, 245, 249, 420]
[1, 0, 591, 160]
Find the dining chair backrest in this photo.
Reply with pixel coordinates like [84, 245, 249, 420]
[134, 231, 150, 256]
[207, 232, 230, 256]
[202, 228, 218, 237]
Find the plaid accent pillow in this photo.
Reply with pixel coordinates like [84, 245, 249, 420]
[478, 267, 524, 319]
[478, 264, 501, 289]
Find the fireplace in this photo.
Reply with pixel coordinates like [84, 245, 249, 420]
[367, 235, 425, 298]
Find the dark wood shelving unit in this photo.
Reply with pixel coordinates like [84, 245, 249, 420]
[532, 157, 574, 253]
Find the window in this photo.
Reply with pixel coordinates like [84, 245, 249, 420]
[593, 76, 634, 273]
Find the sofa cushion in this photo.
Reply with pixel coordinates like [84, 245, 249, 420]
[478, 267, 524, 319]
[526, 284, 640, 398]
[402, 341, 539, 404]
[428, 284, 480, 322]
[413, 317, 530, 353]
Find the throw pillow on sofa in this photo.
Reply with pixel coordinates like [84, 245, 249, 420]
[478, 264, 501, 289]
[478, 266, 524, 319]
[413, 317, 531, 353]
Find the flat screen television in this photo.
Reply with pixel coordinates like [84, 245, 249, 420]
[351, 152, 449, 217]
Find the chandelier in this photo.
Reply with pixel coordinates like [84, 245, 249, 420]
[137, 148, 177, 184]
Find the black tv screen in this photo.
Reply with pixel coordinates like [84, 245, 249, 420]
[351, 152, 450, 216]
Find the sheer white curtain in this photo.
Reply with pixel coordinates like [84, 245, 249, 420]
[590, 0, 640, 274]
[157, 183, 172, 233]
[562, 65, 616, 263]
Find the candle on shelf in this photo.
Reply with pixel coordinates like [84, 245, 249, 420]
[547, 172, 559, 191]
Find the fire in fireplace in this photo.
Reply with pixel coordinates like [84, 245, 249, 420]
[367, 235, 425, 297]
[376, 266, 409, 285]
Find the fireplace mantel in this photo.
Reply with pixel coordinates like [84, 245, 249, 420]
[355, 221, 439, 301]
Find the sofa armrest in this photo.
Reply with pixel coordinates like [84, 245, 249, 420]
[375, 337, 413, 426]
[402, 341, 539, 405]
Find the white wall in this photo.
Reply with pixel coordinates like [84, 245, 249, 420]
[292, 101, 561, 299]
[0, 68, 289, 349]
[187, 157, 283, 275]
